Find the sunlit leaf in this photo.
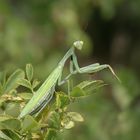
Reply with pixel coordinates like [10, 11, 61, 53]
[67, 112, 84, 122]
[61, 120, 75, 129]
[61, 114, 75, 129]
[32, 133, 41, 139]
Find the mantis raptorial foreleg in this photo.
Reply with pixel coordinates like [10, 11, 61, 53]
[71, 50, 120, 81]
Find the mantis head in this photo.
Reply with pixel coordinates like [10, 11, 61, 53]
[73, 41, 83, 50]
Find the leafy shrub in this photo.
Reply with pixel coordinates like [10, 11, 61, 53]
[0, 62, 107, 140]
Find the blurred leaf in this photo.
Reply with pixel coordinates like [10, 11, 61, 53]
[64, 121, 75, 129]
[32, 133, 41, 139]
[26, 64, 33, 81]
[0, 98, 5, 107]
[18, 79, 32, 90]
[0, 130, 12, 140]
[18, 92, 32, 100]
[4, 69, 25, 94]
[48, 111, 60, 129]
[71, 80, 105, 97]
[0, 109, 4, 115]
[0, 72, 6, 86]
[61, 119, 75, 129]
[0, 118, 21, 131]
[0, 84, 3, 95]
[32, 79, 40, 89]
[56, 92, 70, 109]
[0, 115, 13, 122]
[61, 113, 75, 129]
[21, 115, 40, 132]
[5, 103, 20, 117]
[2, 130, 21, 140]
[44, 128, 57, 140]
[67, 112, 84, 122]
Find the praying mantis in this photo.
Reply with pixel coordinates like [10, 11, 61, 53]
[19, 41, 119, 118]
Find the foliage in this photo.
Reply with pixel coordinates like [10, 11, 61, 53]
[0, 64, 105, 140]
[58, 68, 140, 140]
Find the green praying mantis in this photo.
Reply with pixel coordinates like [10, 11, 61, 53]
[19, 41, 119, 118]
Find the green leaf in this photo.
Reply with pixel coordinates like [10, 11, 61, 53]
[0, 72, 7, 96]
[0, 119, 21, 131]
[71, 80, 105, 98]
[18, 79, 32, 89]
[0, 116, 21, 131]
[5, 103, 20, 117]
[21, 115, 40, 132]
[0, 98, 5, 107]
[18, 92, 32, 100]
[0, 130, 12, 140]
[0, 115, 13, 122]
[67, 112, 84, 122]
[4, 69, 25, 94]
[61, 113, 75, 129]
[47, 111, 60, 129]
[56, 92, 70, 109]
[61, 119, 75, 129]
[0, 72, 6, 86]
[70, 87, 85, 97]
[44, 128, 57, 140]
[26, 64, 33, 81]
[32, 79, 40, 89]
[64, 121, 75, 129]
[1, 130, 21, 140]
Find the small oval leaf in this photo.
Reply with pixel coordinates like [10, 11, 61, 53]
[0, 119, 21, 131]
[26, 64, 33, 81]
[18, 79, 32, 90]
[32, 79, 40, 89]
[67, 112, 84, 122]
[4, 69, 25, 94]
[63, 121, 75, 129]
[21, 115, 40, 132]
[70, 80, 105, 98]
[18, 93, 32, 100]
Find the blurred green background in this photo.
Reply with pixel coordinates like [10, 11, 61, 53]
[0, 0, 140, 140]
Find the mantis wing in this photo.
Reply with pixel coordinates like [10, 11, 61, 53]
[19, 65, 63, 118]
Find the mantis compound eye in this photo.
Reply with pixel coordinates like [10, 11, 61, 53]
[73, 41, 83, 50]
